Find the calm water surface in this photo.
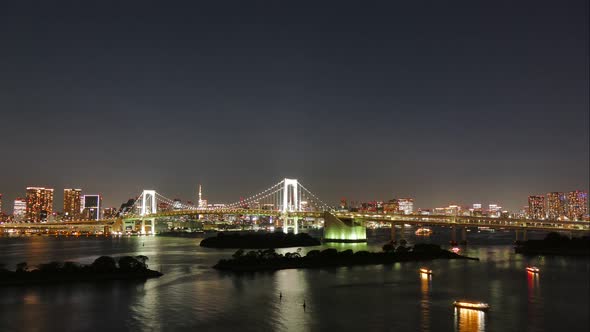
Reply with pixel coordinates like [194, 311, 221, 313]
[0, 229, 588, 332]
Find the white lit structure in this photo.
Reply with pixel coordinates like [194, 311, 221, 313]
[13, 198, 26, 221]
[140, 190, 157, 216]
[82, 195, 102, 220]
[488, 204, 502, 218]
[282, 178, 301, 212]
[398, 198, 414, 214]
[197, 185, 207, 209]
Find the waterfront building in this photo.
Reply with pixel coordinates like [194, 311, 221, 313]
[82, 195, 102, 220]
[528, 195, 545, 219]
[13, 198, 26, 221]
[102, 207, 118, 219]
[433, 207, 446, 215]
[63, 188, 82, 220]
[173, 199, 183, 210]
[197, 185, 208, 209]
[471, 203, 482, 216]
[445, 205, 461, 216]
[567, 190, 588, 221]
[488, 204, 502, 217]
[383, 199, 399, 214]
[546, 192, 567, 220]
[25, 187, 54, 222]
[397, 198, 414, 214]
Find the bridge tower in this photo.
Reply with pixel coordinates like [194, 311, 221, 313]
[281, 178, 301, 234]
[139, 190, 157, 234]
[140, 190, 157, 216]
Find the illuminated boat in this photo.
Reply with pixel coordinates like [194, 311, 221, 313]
[453, 301, 490, 311]
[451, 247, 461, 253]
[419, 268, 432, 274]
[415, 227, 433, 236]
[526, 266, 540, 273]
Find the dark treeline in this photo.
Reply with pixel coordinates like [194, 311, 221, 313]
[214, 243, 477, 272]
[0, 256, 162, 286]
[200, 232, 321, 249]
[515, 232, 590, 256]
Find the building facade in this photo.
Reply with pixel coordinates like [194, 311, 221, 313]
[82, 195, 102, 220]
[397, 198, 414, 214]
[63, 188, 82, 220]
[567, 190, 588, 221]
[13, 198, 26, 222]
[25, 187, 54, 222]
[546, 192, 566, 220]
[527, 195, 545, 219]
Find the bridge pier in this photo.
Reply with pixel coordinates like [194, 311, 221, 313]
[450, 226, 457, 246]
[515, 229, 520, 242]
[522, 229, 527, 241]
[282, 216, 300, 234]
[460, 227, 467, 245]
[390, 224, 397, 243]
[140, 218, 156, 235]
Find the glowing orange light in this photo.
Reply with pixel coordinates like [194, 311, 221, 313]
[453, 301, 490, 311]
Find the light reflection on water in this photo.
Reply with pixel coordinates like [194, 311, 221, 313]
[0, 230, 588, 332]
[420, 272, 431, 332]
[454, 308, 486, 332]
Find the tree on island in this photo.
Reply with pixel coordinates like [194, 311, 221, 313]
[92, 256, 117, 273]
[135, 255, 149, 269]
[16, 262, 28, 273]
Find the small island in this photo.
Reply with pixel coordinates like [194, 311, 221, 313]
[214, 243, 478, 272]
[200, 232, 321, 249]
[515, 232, 590, 256]
[0, 255, 163, 286]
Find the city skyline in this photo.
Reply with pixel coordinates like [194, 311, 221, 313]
[0, 182, 587, 218]
[0, 1, 588, 214]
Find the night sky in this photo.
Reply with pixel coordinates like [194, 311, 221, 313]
[1, 1, 588, 213]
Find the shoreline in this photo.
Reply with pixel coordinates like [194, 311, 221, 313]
[214, 246, 479, 273]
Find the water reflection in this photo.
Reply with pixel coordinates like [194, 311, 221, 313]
[420, 272, 431, 331]
[527, 271, 543, 331]
[454, 308, 486, 332]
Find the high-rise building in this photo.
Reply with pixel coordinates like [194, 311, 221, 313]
[567, 190, 588, 221]
[397, 198, 414, 214]
[197, 185, 208, 209]
[63, 189, 82, 220]
[471, 203, 483, 216]
[25, 187, 54, 222]
[82, 195, 102, 220]
[445, 205, 461, 216]
[528, 195, 545, 219]
[103, 207, 118, 219]
[488, 204, 502, 218]
[13, 198, 26, 222]
[546, 192, 566, 220]
[383, 199, 399, 214]
[0, 193, 3, 215]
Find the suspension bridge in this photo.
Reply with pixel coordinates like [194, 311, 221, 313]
[1, 178, 589, 242]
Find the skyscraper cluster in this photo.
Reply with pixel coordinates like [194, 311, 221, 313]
[528, 190, 588, 220]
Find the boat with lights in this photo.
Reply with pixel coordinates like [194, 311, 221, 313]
[419, 268, 432, 274]
[526, 266, 540, 273]
[453, 301, 490, 311]
[415, 227, 433, 236]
